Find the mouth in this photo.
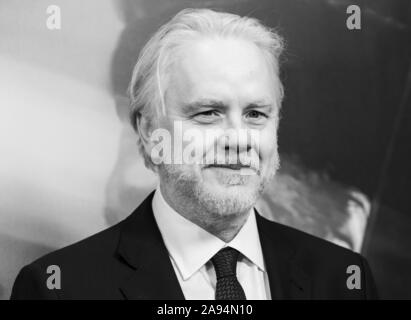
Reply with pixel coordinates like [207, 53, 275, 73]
[205, 164, 249, 170]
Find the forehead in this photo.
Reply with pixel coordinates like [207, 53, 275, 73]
[168, 37, 276, 104]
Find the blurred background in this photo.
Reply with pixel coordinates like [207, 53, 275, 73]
[0, 0, 410, 299]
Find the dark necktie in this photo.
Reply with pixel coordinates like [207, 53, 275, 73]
[211, 247, 246, 300]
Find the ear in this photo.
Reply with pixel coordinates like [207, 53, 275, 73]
[136, 112, 155, 154]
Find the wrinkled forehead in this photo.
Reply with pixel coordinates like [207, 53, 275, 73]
[166, 37, 277, 106]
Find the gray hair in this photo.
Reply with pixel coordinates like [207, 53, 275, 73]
[128, 8, 285, 169]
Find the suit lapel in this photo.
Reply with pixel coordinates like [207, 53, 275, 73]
[256, 213, 312, 299]
[117, 191, 185, 300]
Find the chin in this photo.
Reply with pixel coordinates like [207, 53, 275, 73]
[198, 179, 261, 216]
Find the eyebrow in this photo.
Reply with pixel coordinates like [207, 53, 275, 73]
[182, 99, 227, 113]
[182, 99, 274, 113]
[244, 102, 275, 113]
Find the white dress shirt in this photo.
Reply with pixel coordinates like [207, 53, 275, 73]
[152, 187, 271, 300]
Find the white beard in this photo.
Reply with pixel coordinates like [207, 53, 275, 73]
[159, 152, 279, 218]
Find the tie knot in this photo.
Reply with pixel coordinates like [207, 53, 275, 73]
[211, 247, 240, 279]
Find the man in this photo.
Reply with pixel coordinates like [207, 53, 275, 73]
[11, 8, 378, 300]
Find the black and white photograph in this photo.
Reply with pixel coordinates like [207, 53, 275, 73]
[0, 0, 410, 302]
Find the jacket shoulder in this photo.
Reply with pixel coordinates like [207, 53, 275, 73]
[258, 214, 368, 272]
[258, 215, 378, 299]
[31, 219, 125, 269]
[11, 218, 129, 299]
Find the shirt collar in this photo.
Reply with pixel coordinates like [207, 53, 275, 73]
[152, 186, 266, 281]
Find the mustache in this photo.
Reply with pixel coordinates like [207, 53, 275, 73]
[202, 159, 260, 173]
[199, 149, 260, 171]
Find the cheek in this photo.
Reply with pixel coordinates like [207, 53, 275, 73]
[164, 121, 206, 162]
[180, 125, 219, 160]
[258, 128, 278, 160]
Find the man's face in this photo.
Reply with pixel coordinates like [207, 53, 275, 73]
[155, 37, 280, 217]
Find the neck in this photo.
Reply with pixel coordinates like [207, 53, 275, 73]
[159, 184, 250, 243]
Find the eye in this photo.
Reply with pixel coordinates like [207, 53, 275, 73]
[193, 109, 221, 123]
[199, 110, 220, 117]
[246, 110, 268, 119]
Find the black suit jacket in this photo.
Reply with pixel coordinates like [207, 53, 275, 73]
[11, 191, 378, 299]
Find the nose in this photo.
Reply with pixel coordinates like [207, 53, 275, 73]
[220, 111, 251, 156]
[223, 133, 251, 155]
[226, 109, 243, 131]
